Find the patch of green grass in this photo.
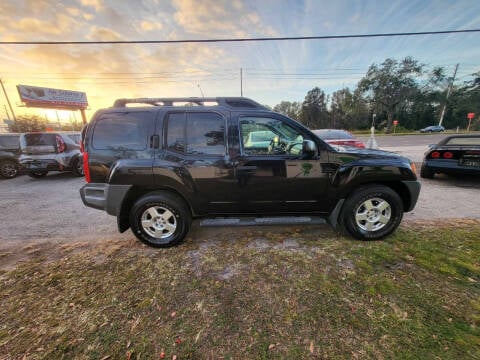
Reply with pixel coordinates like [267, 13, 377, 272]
[0, 223, 479, 359]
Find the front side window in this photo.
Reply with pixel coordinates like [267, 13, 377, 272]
[93, 112, 152, 150]
[240, 116, 304, 156]
[166, 112, 226, 156]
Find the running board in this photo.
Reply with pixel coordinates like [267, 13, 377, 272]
[199, 216, 327, 227]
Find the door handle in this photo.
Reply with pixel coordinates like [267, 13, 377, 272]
[150, 135, 159, 149]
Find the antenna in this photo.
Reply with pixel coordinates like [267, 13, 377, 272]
[197, 83, 205, 98]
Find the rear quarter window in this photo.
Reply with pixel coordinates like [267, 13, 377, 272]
[92, 112, 153, 150]
[0, 135, 19, 149]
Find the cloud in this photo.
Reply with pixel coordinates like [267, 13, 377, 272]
[172, 0, 277, 37]
[80, 0, 104, 12]
[88, 26, 123, 41]
[139, 20, 163, 32]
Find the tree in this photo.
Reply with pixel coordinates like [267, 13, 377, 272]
[273, 101, 301, 120]
[330, 87, 370, 129]
[299, 87, 329, 129]
[358, 57, 423, 133]
[10, 115, 47, 133]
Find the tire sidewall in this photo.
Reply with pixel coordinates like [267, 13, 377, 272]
[342, 187, 403, 240]
[71, 156, 84, 177]
[130, 195, 190, 247]
[0, 159, 18, 179]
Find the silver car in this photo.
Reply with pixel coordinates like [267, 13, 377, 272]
[19, 132, 84, 178]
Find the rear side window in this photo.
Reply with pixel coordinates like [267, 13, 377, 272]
[92, 112, 153, 150]
[0, 135, 19, 149]
[166, 112, 225, 156]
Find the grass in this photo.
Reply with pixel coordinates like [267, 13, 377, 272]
[0, 221, 479, 359]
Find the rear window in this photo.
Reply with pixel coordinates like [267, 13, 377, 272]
[445, 137, 480, 146]
[21, 133, 56, 147]
[0, 135, 19, 149]
[92, 112, 153, 150]
[67, 134, 81, 144]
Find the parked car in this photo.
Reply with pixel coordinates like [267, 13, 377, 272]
[312, 129, 365, 148]
[419, 125, 445, 133]
[420, 134, 480, 178]
[0, 133, 21, 179]
[19, 132, 84, 178]
[80, 97, 420, 247]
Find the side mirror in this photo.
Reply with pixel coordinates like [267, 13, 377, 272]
[302, 139, 316, 155]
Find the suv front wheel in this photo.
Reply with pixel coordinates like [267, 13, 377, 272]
[129, 191, 191, 247]
[339, 185, 403, 240]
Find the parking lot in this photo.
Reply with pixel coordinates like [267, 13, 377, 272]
[1, 138, 479, 249]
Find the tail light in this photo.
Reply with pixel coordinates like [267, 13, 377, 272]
[83, 152, 91, 183]
[443, 151, 454, 159]
[56, 135, 66, 153]
[355, 141, 365, 148]
[430, 151, 440, 159]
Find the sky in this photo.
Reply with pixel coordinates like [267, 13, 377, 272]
[0, 0, 480, 122]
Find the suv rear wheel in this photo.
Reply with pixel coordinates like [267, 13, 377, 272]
[129, 191, 191, 247]
[339, 185, 403, 240]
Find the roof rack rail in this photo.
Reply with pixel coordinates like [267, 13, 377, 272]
[112, 97, 267, 110]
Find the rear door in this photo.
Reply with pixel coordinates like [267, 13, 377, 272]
[154, 110, 238, 214]
[87, 110, 156, 183]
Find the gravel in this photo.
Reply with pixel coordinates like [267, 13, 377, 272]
[1, 158, 479, 246]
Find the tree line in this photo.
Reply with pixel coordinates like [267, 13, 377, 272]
[272, 57, 480, 133]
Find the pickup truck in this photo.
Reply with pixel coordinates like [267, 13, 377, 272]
[80, 97, 420, 247]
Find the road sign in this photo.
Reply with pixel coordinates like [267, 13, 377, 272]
[467, 112, 475, 119]
[393, 120, 399, 126]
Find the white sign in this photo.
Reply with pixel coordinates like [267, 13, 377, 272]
[17, 84, 88, 109]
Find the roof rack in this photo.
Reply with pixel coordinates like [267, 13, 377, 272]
[112, 97, 267, 110]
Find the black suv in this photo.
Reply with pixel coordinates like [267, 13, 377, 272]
[0, 133, 21, 179]
[80, 97, 421, 247]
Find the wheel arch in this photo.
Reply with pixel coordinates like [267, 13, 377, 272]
[117, 185, 194, 233]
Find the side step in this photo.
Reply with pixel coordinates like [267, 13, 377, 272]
[199, 216, 327, 227]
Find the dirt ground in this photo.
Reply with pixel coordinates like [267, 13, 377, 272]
[1, 166, 479, 249]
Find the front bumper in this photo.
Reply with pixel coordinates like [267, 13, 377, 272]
[80, 183, 132, 216]
[401, 180, 421, 212]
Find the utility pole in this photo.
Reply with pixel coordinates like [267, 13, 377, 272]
[240, 68, 243, 96]
[3, 104, 10, 120]
[438, 63, 459, 127]
[0, 78, 17, 122]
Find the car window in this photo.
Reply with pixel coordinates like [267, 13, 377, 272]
[186, 113, 225, 156]
[92, 112, 153, 150]
[240, 116, 303, 156]
[21, 133, 56, 147]
[445, 137, 480, 146]
[0, 135, 19, 149]
[166, 112, 226, 156]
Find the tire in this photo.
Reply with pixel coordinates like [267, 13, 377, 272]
[71, 156, 84, 177]
[339, 185, 403, 240]
[420, 163, 434, 179]
[129, 191, 191, 248]
[0, 159, 19, 179]
[28, 171, 48, 178]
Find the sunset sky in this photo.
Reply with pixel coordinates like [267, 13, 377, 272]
[1, 0, 480, 122]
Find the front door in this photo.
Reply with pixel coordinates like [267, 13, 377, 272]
[233, 113, 330, 214]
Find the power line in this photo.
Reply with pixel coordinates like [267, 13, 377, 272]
[1, 29, 479, 45]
